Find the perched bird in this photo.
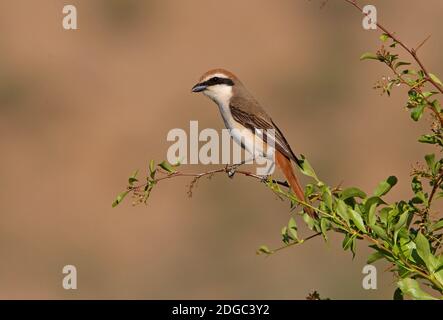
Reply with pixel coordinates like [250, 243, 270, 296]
[191, 68, 315, 217]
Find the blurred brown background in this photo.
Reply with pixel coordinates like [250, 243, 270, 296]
[0, 0, 442, 299]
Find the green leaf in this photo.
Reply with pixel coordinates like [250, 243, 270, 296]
[299, 155, 319, 181]
[367, 251, 384, 264]
[410, 104, 425, 121]
[421, 135, 439, 144]
[379, 33, 389, 42]
[373, 176, 398, 197]
[435, 254, 443, 273]
[393, 211, 409, 244]
[171, 159, 181, 167]
[342, 234, 357, 258]
[351, 236, 357, 257]
[393, 288, 404, 300]
[429, 73, 443, 86]
[415, 232, 435, 272]
[322, 187, 333, 210]
[411, 176, 423, 193]
[320, 218, 329, 241]
[303, 212, 315, 230]
[342, 234, 353, 250]
[348, 208, 366, 233]
[422, 91, 437, 99]
[364, 196, 385, 211]
[411, 191, 426, 204]
[340, 187, 367, 200]
[432, 99, 442, 112]
[415, 232, 431, 260]
[397, 278, 438, 300]
[367, 203, 377, 227]
[128, 178, 138, 185]
[394, 211, 409, 231]
[158, 161, 176, 173]
[281, 226, 290, 244]
[399, 236, 415, 260]
[394, 61, 411, 69]
[429, 219, 443, 232]
[257, 245, 272, 255]
[402, 69, 417, 75]
[304, 183, 315, 197]
[128, 170, 139, 186]
[379, 207, 390, 225]
[112, 190, 129, 208]
[425, 153, 436, 172]
[414, 232, 441, 283]
[149, 160, 156, 179]
[336, 200, 350, 225]
[288, 217, 298, 241]
[434, 270, 443, 288]
[360, 52, 379, 61]
[371, 225, 389, 241]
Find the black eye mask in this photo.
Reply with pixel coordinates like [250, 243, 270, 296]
[204, 77, 234, 87]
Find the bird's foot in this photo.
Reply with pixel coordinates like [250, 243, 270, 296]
[225, 164, 241, 178]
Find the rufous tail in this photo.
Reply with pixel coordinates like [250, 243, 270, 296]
[275, 151, 317, 218]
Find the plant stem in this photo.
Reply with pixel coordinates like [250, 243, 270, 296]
[344, 0, 443, 94]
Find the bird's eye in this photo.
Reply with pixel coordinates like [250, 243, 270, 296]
[211, 77, 219, 82]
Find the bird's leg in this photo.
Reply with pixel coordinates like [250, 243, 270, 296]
[225, 156, 255, 178]
[259, 175, 271, 183]
[256, 158, 276, 184]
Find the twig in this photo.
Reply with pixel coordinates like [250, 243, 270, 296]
[268, 232, 323, 255]
[343, 0, 443, 94]
[428, 170, 443, 209]
[385, 63, 443, 126]
[415, 34, 432, 53]
[132, 167, 290, 194]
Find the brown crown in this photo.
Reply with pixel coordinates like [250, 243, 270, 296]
[198, 68, 239, 82]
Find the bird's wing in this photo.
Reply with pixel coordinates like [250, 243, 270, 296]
[229, 103, 301, 167]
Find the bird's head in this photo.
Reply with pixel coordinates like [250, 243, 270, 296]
[191, 68, 239, 105]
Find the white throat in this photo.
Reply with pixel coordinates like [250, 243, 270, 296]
[203, 85, 235, 129]
[203, 84, 233, 107]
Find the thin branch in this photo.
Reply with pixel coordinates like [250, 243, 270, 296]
[415, 34, 432, 53]
[428, 170, 443, 209]
[267, 232, 323, 255]
[385, 62, 443, 126]
[344, 0, 443, 94]
[132, 166, 290, 194]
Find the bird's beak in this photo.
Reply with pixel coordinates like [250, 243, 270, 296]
[191, 82, 207, 93]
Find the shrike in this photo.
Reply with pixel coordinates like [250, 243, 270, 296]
[192, 68, 314, 217]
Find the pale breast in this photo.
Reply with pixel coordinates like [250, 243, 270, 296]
[218, 103, 269, 158]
